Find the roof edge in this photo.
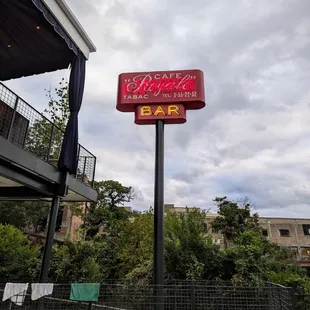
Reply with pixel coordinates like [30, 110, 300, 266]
[42, 0, 96, 59]
[55, 0, 96, 53]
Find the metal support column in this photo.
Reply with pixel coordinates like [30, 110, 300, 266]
[153, 119, 165, 309]
[39, 195, 61, 282]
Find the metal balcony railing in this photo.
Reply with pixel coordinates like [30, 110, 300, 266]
[0, 82, 96, 187]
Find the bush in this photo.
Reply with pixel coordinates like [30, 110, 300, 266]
[0, 224, 40, 280]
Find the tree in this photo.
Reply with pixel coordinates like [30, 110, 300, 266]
[211, 196, 260, 248]
[221, 230, 310, 290]
[115, 210, 153, 280]
[0, 225, 40, 280]
[165, 208, 222, 280]
[25, 78, 70, 161]
[210, 197, 310, 289]
[82, 180, 135, 237]
[44, 189, 310, 295]
[0, 201, 49, 233]
[50, 240, 101, 282]
[94, 180, 135, 207]
[72, 180, 137, 279]
[44, 79, 70, 132]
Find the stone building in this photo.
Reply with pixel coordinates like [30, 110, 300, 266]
[259, 217, 310, 267]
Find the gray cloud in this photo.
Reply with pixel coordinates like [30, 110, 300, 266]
[6, 0, 310, 217]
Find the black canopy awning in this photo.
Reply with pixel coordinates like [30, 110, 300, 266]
[0, 0, 78, 81]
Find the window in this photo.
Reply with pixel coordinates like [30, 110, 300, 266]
[302, 224, 310, 236]
[279, 229, 290, 237]
[301, 247, 310, 258]
[203, 223, 208, 231]
[262, 229, 268, 237]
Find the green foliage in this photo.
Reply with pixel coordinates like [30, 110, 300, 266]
[50, 240, 101, 283]
[25, 79, 70, 161]
[94, 180, 135, 207]
[0, 225, 40, 280]
[115, 210, 153, 280]
[0, 201, 50, 233]
[165, 209, 221, 280]
[269, 272, 310, 293]
[210, 197, 310, 293]
[62, 191, 310, 294]
[2, 175, 310, 298]
[44, 79, 70, 132]
[73, 180, 137, 279]
[211, 196, 260, 248]
[82, 180, 134, 238]
[25, 119, 52, 160]
[224, 231, 270, 285]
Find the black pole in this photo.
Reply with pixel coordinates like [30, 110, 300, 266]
[39, 195, 61, 282]
[153, 119, 165, 309]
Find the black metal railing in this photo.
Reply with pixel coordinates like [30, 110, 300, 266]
[0, 82, 96, 186]
[0, 281, 294, 310]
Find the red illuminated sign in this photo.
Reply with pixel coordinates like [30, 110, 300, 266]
[116, 69, 205, 125]
[117, 70, 205, 112]
[135, 104, 186, 125]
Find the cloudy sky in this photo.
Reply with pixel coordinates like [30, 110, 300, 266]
[4, 0, 310, 217]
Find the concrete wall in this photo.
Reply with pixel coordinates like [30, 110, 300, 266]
[259, 217, 310, 261]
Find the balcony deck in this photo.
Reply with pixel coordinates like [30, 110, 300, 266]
[0, 82, 97, 202]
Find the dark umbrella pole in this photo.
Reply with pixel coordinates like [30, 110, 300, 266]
[153, 119, 165, 310]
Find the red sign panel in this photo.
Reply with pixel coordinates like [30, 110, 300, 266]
[117, 69, 205, 112]
[135, 104, 186, 125]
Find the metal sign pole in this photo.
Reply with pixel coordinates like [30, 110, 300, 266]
[153, 119, 165, 309]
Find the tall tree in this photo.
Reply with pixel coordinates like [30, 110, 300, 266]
[82, 180, 135, 237]
[44, 78, 70, 132]
[115, 210, 153, 280]
[25, 78, 70, 161]
[211, 196, 260, 248]
[165, 208, 222, 280]
[95, 180, 135, 208]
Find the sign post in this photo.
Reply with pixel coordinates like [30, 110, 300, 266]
[154, 119, 165, 298]
[117, 70, 206, 308]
